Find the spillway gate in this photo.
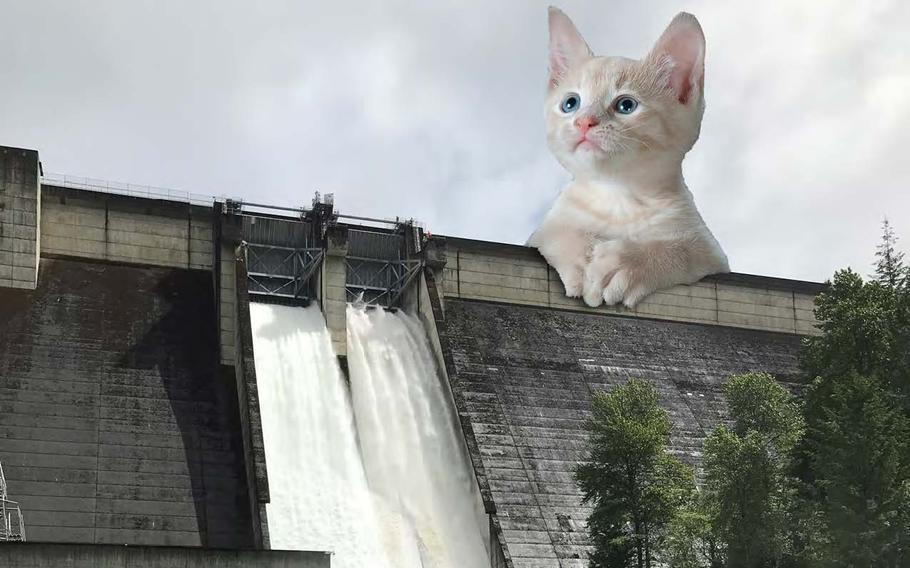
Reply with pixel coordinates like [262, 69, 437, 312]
[231, 195, 424, 308]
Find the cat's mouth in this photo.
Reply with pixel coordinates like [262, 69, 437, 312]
[574, 137, 601, 152]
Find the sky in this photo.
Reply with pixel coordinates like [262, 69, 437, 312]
[1, 0, 908, 282]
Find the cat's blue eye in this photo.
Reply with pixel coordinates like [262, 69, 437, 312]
[614, 96, 639, 115]
[560, 93, 580, 114]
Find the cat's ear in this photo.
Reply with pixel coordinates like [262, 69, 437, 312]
[648, 12, 705, 104]
[548, 7, 593, 90]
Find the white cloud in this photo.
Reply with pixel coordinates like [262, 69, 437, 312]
[1, 0, 907, 281]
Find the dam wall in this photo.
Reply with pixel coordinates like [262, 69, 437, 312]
[420, 238, 823, 567]
[36, 183, 239, 366]
[0, 257, 254, 546]
[0, 147, 269, 553]
[0, 144, 826, 567]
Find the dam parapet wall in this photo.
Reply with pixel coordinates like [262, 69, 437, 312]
[438, 236, 822, 336]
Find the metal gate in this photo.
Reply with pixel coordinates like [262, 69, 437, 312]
[345, 228, 421, 307]
[243, 214, 323, 301]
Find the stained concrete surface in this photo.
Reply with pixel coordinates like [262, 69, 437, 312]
[0, 257, 254, 547]
[439, 297, 804, 567]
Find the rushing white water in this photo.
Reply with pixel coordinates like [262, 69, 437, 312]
[250, 303, 390, 567]
[252, 301, 489, 567]
[346, 305, 490, 568]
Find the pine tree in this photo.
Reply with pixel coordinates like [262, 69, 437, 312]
[575, 380, 695, 568]
[874, 219, 907, 290]
[796, 223, 910, 566]
[802, 372, 909, 566]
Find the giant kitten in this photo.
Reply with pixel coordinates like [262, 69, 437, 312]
[529, 8, 729, 308]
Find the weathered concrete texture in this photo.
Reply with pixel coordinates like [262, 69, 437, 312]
[442, 237, 823, 336]
[217, 209, 243, 369]
[220, 241, 238, 366]
[322, 226, 348, 356]
[440, 298, 804, 568]
[0, 543, 330, 567]
[0, 146, 41, 290]
[0, 258, 254, 548]
[40, 185, 213, 271]
[234, 256, 271, 548]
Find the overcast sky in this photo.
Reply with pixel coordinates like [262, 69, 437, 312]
[2, 0, 908, 282]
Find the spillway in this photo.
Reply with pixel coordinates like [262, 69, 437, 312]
[346, 306, 489, 568]
[251, 302, 489, 567]
[250, 303, 390, 568]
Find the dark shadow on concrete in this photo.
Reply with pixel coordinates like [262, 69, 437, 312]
[118, 269, 254, 548]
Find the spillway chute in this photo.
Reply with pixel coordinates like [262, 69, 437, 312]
[251, 303, 391, 568]
[251, 300, 489, 567]
[347, 305, 490, 568]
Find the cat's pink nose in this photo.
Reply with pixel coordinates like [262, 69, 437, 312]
[574, 115, 599, 134]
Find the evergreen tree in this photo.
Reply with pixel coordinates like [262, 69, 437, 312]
[874, 219, 907, 290]
[797, 222, 910, 566]
[575, 379, 695, 568]
[802, 372, 909, 566]
[703, 372, 804, 568]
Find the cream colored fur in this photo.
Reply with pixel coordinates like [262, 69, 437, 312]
[528, 7, 729, 308]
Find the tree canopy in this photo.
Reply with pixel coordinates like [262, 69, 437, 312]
[577, 220, 910, 567]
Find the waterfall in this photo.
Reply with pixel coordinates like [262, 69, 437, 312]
[346, 305, 489, 568]
[251, 301, 489, 567]
[250, 303, 390, 568]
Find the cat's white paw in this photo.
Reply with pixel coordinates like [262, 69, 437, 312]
[602, 270, 631, 306]
[583, 265, 608, 307]
[583, 286, 604, 307]
[621, 284, 652, 308]
[559, 268, 584, 298]
[583, 241, 624, 307]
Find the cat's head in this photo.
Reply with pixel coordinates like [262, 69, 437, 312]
[545, 7, 706, 178]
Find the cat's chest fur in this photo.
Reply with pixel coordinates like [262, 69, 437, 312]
[540, 180, 689, 241]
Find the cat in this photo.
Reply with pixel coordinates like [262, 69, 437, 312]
[527, 7, 729, 308]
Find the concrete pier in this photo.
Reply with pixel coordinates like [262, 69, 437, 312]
[0, 146, 41, 290]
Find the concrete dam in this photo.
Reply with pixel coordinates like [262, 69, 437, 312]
[0, 145, 823, 567]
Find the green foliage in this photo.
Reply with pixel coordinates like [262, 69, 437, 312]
[664, 494, 722, 568]
[875, 219, 907, 290]
[703, 373, 804, 568]
[802, 268, 899, 383]
[575, 379, 695, 568]
[724, 372, 804, 452]
[574, 223, 910, 567]
[803, 220, 910, 403]
[796, 220, 910, 566]
[801, 372, 910, 566]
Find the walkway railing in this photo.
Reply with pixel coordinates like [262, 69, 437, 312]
[42, 173, 221, 207]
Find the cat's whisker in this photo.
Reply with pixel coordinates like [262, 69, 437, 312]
[613, 130, 650, 152]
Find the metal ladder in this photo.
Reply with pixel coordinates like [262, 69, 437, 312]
[0, 461, 25, 542]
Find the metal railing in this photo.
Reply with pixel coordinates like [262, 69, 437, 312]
[42, 173, 222, 207]
[0, 461, 25, 542]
